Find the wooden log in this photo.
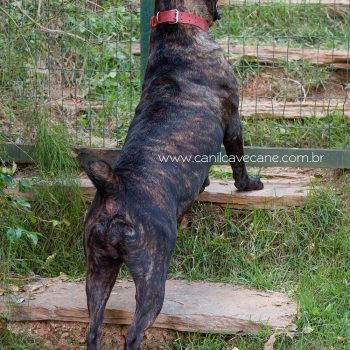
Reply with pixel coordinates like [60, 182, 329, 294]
[197, 178, 309, 209]
[0, 279, 297, 335]
[240, 98, 350, 119]
[131, 0, 349, 8]
[63, 97, 350, 119]
[221, 44, 350, 69]
[219, 0, 350, 6]
[8, 178, 309, 209]
[129, 42, 350, 69]
[79, 178, 310, 209]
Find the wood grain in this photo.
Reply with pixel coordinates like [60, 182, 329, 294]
[197, 178, 309, 209]
[219, 0, 350, 6]
[240, 98, 350, 119]
[0, 279, 297, 335]
[221, 44, 350, 70]
[8, 178, 309, 209]
[76, 178, 310, 209]
[130, 41, 350, 69]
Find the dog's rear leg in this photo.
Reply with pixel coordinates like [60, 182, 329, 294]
[86, 255, 122, 350]
[224, 112, 263, 191]
[124, 256, 169, 350]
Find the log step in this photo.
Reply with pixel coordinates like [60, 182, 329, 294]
[78, 178, 310, 209]
[198, 178, 309, 209]
[0, 279, 297, 335]
[9, 178, 310, 210]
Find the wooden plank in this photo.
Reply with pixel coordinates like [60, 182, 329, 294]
[48, 96, 350, 119]
[130, 41, 350, 69]
[134, 0, 349, 10]
[221, 44, 350, 69]
[240, 98, 350, 119]
[0, 143, 34, 163]
[8, 178, 309, 209]
[219, 0, 350, 6]
[0, 279, 297, 334]
[198, 179, 309, 209]
[0, 144, 124, 166]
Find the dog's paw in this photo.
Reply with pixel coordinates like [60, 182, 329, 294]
[200, 177, 210, 193]
[235, 177, 264, 191]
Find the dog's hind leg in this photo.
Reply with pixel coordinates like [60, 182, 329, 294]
[124, 252, 170, 350]
[224, 112, 263, 191]
[86, 255, 122, 350]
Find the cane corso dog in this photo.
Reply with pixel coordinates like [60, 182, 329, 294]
[84, 1, 263, 349]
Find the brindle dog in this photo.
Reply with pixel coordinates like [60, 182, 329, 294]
[84, 1, 263, 349]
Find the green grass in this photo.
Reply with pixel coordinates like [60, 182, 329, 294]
[167, 174, 350, 349]
[0, 120, 86, 280]
[0, 328, 44, 350]
[232, 59, 334, 99]
[243, 112, 350, 148]
[213, 3, 349, 49]
[168, 331, 270, 350]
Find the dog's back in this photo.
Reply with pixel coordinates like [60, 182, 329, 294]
[114, 25, 238, 219]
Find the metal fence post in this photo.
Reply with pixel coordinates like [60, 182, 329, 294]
[140, 1, 155, 82]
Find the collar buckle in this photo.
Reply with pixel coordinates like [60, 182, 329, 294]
[168, 9, 179, 24]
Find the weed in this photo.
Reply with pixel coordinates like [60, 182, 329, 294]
[0, 119, 86, 280]
[213, 3, 349, 49]
[168, 331, 270, 350]
[0, 328, 44, 350]
[168, 174, 350, 349]
[243, 111, 350, 148]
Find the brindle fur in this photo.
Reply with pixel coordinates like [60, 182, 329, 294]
[84, 1, 263, 349]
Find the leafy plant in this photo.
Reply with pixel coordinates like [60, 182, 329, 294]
[0, 120, 86, 280]
[0, 163, 40, 247]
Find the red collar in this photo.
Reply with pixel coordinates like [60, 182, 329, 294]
[150, 10, 209, 33]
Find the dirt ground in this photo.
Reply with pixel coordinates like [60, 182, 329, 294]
[4, 320, 175, 350]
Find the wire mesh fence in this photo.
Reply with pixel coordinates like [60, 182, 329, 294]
[0, 0, 349, 156]
[0, 0, 140, 147]
[211, 0, 350, 150]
